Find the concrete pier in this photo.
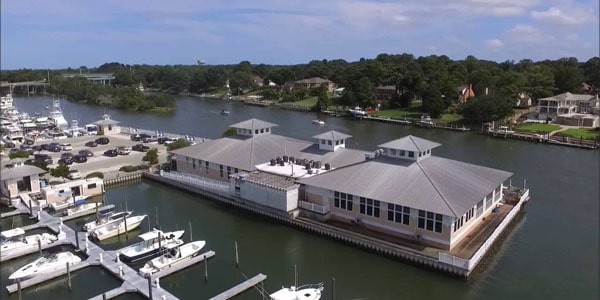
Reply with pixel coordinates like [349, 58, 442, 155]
[150, 251, 216, 279]
[209, 273, 267, 300]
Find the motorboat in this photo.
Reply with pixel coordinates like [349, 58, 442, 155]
[1, 228, 58, 254]
[63, 202, 105, 217]
[312, 120, 325, 126]
[119, 229, 185, 263]
[82, 210, 132, 232]
[0, 94, 14, 111]
[495, 126, 515, 135]
[348, 107, 367, 117]
[8, 251, 81, 281]
[90, 214, 147, 241]
[220, 109, 230, 115]
[47, 99, 69, 129]
[270, 283, 324, 300]
[50, 195, 90, 211]
[139, 240, 206, 277]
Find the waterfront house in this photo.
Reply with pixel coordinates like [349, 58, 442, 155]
[375, 85, 398, 100]
[93, 114, 121, 135]
[41, 177, 104, 205]
[457, 84, 475, 104]
[515, 92, 532, 107]
[537, 92, 599, 127]
[293, 77, 336, 93]
[169, 119, 364, 182]
[296, 135, 512, 250]
[0, 160, 43, 200]
[252, 75, 264, 87]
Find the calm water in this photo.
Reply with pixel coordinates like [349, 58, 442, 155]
[4, 95, 599, 300]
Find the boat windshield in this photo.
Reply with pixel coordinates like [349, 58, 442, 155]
[35, 257, 48, 266]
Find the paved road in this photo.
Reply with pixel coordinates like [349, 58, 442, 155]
[23, 134, 169, 177]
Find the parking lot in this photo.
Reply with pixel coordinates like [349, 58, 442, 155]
[16, 133, 170, 177]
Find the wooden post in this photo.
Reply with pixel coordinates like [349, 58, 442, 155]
[123, 214, 128, 241]
[155, 206, 159, 229]
[38, 238, 42, 256]
[331, 277, 335, 300]
[95, 202, 99, 215]
[204, 254, 208, 282]
[235, 241, 239, 268]
[147, 275, 153, 300]
[75, 231, 80, 249]
[102, 293, 107, 300]
[294, 265, 298, 288]
[158, 231, 162, 250]
[189, 221, 192, 242]
[29, 199, 33, 217]
[17, 279, 22, 300]
[67, 262, 72, 291]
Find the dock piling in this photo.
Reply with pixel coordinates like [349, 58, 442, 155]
[332, 277, 336, 300]
[147, 276, 153, 300]
[123, 214, 129, 241]
[67, 262, 72, 291]
[116, 252, 120, 263]
[28, 199, 32, 217]
[294, 265, 298, 288]
[75, 231, 80, 250]
[155, 277, 160, 289]
[155, 206, 159, 229]
[189, 221, 192, 242]
[37, 238, 42, 256]
[235, 241, 239, 268]
[204, 254, 208, 282]
[17, 279, 21, 300]
[85, 238, 89, 254]
[102, 293, 107, 300]
[119, 265, 124, 276]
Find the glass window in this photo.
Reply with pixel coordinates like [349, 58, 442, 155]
[255, 129, 259, 134]
[334, 191, 353, 211]
[408, 151, 414, 158]
[387, 204, 410, 225]
[390, 149, 397, 155]
[418, 210, 443, 233]
[321, 140, 325, 144]
[360, 197, 379, 217]
[87, 183, 97, 189]
[260, 128, 264, 133]
[266, 128, 270, 132]
[328, 140, 332, 145]
[400, 150, 405, 156]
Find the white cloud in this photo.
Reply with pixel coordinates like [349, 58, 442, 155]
[506, 24, 548, 44]
[531, 6, 598, 26]
[485, 39, 504, 48]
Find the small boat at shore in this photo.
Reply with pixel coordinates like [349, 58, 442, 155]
[1, 228, 58, 255]
[220, 109, 230, 115]
[270, 283, 324, 300]
[90, 214, 147, 241]
[82, 210, 131, 232]
[312, 120, 325, 126]
[139, 240, 205, 277]
[119, 229, 185, 263]
[8, 251, 81, 281]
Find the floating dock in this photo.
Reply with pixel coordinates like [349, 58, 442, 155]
[150, 251, 215, 279]
[209, 273, 267, 300]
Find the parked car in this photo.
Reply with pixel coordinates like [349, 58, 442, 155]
[73, 155, 88, 163]
[32, 145, 44, 152]
[103, 149, 118, 157]
[95, 137, 110, 145]
[34, 154, 53, 164]
[78, 149, 94, 157]
[158, 137, 173, 144]
[117, 146, 131, 155]
[142, 136, 158, 143]
[68, 169, 82, 180]
[40, 144, 50, 151]
[2, 141, 15, 148]
[47, 145, 62, 152]
[85, 140, 98, 147]
[132, 144, 150, 152]
[61, 143, 73, 151]
[131, 133, 151, 141]
[58, 157, 74, 165]
[61, 152, 74, 160]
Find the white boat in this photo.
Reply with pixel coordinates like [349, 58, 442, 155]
[270, 283, 324, 300]
[348, 107, 367, 116]
[90, 214, 147, 241]
[82, 210, 132, 232]
[63, 202, 102, 217]
[47, 99, 69, 129]
[1, 94, 14, 111]
[495, 126, 515, 135]
[138, 82, 145, 92]
[8, 251, 81, 281]
[312, 120, 325, 126]
[220, 109, 230, 115]
[50, 195, 90, 211]
[119, 229, 185, 263]
[1, 228, 58, 254]
[139, 240, 206, 277]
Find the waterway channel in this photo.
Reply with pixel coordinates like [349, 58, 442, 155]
[3, 95, 598, 300]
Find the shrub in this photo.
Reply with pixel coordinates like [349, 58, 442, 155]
[119, 165, 139, 172]
[9, 150, 30, 159]
[86, 172, 104, 179]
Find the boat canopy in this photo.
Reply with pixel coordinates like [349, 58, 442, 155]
[98, 204, 116, 216]
[1, 228, 26, 239]
[138, 229, 164, 241]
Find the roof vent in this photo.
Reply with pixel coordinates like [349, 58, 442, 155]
[324, 163, 331, 170]
[270, 159, 276, 166]
[283, 155, 289, 163]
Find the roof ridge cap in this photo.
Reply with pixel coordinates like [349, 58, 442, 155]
[416, 161, 458, 217]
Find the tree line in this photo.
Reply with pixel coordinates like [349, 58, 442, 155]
[2, 55, 598, 122]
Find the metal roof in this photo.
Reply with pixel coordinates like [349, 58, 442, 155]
[312, 131, 352, 141]
[378, 135, 441, 152]
[93, 119, 120, 126]
[231, 172, 299, 191]
[171, 134, 366, 171]
[229, 118, 278, 131]
[296, 156, 512, 217]
[0, 165, 45, 181]
[538, 92, 596, 102]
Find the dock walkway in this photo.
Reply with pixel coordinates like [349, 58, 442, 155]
[209, 273, 267, 300]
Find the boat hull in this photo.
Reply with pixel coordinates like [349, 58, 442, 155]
[8, 252, 81, 281]
[91, 215, 147, 241]
[139, 240, 205, 277]
[119, 230, 185, 263]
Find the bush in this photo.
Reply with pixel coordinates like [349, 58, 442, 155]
[166, 138, 190, 151]
[50, 164, 70, 178]
[143, 148, 159, 165]
[119, 165, 140, 172]
[9, 150, 30, 159]
[86, 171, 104, 179]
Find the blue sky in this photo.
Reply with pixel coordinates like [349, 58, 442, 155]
[1, 0, 598, 69]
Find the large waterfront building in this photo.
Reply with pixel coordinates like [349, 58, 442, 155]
[169, 119, 515, 250]
[537, 92, 600, 127]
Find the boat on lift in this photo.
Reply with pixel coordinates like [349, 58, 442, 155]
[50, 194, 90, 211]
[82, 209, 131, 232]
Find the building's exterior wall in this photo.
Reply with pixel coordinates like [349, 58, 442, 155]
[318, 138, 345, 152]
[100, 124, 121, 135]
[1, 174, 41, 199]
[229, 177, 299, 212]
[43, 178, 104, 204]
[382, 147, 431, 161]
[176, 156, 243, 182]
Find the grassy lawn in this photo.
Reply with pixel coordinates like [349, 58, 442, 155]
[289, 96, 318, 107]
[210, 88, 228, 96]
[435, 114, 462, 123]
[515, 123, 561, 133]
[559, 128, 599, 140]
[371, 102, 423, 119]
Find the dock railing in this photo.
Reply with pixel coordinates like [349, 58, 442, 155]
[299, 201, 330, 214]
[438, 187, 530, 272]
[121, 127, 211, 143]
[160, 171, 230, 196]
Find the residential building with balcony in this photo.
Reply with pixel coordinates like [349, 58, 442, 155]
[375, 85, 398, 100]
[293, 77, 336, 93]
[538, 92, 599, 127]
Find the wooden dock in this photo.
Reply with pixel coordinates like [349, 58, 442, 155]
[151, 251, 215, 279]
[209, 273, 267, 300]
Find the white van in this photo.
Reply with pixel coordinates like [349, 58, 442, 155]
[61, 143, 73, 151]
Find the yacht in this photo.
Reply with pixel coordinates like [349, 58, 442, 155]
[50, 195, 90, 211]
[119, 229, 185, 263]
[139, 240, 205, 277]
[8, 251, 81, 281]
[90, 214, 147, 241]
[270, 283, 324, 300]
[1, 228, 58, 255]
[348, 107, 367, 117]
[47, 99, 69, 129]
[1, 93, 14, 111]
[82, 210, 132, 232]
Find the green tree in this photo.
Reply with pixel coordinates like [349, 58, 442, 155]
[229, 71, 253, 94]
[524, 65, 555, 100]
[8, 150, 30, 159]
[166, 139, 190, 151]
[315, 85, 331, 110]
[354, 77, 375, 108]
[460, 95, 514, 123]
[496, 71, 526, 99]
[143, 148, 159, 165]
[234, 61, 253, 74]
[221, 127, 236, 137]
[422, 82, 445, 118]
[550, 57, 584, 93]
[50, 164, 70, 179]
[582, 57, 600, 89]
